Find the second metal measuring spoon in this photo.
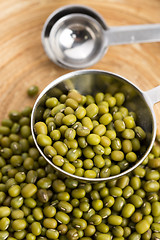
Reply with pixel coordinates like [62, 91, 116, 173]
[42, 5, 160, 69]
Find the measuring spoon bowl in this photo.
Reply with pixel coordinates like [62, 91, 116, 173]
[31, 69, 160, 183]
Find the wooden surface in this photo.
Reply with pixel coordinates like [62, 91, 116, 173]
[0, 0, 160, 131]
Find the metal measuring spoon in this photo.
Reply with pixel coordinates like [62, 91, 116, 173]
[31, 70, 160, 182]
[42, 5, 160, 69]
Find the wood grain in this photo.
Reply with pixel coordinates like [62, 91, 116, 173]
[0, 0, 160, 132]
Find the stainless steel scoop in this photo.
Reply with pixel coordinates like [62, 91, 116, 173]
[42, 5, 160, 69]
[31, 70, 160, 182]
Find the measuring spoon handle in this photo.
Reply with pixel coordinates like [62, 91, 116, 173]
[145, 85, 160, 105]
[106, 23, 160, 45]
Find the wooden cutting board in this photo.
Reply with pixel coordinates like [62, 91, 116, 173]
[0, 0, 160, 132]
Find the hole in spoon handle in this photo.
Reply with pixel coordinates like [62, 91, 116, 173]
[146, 85, 160, 105]
[106, 24, 160, 46]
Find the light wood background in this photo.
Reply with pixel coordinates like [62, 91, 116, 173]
[0, 0, 160, 132]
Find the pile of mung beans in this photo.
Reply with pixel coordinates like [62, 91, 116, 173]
[0, 95, 160, 240]
[34, 89, 147, 179]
